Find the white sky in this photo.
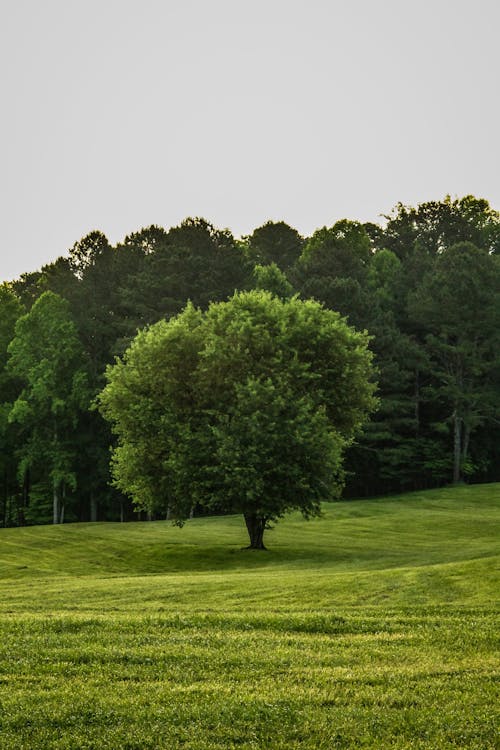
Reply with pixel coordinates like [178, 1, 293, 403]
[1, 0, 499, 281]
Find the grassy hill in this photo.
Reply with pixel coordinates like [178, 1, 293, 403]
[0, 483, 499, 748]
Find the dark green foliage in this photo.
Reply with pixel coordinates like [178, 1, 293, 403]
[67, 231, 121, 377]
[119, 218, 250, 330]
[0, 285, 23, 397]
[246, 220, 304, 272]
[408, 242, 500, 482]
[295, 219, 374, 329]
[344, 197, 500, 496]
[1, 196, 500, 523]
[383, 194, 500, 260]
[10, 270, 44, 310]
[0, 285, 24, 525]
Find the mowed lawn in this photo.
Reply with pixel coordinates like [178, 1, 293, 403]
[0, 484, 498, 749]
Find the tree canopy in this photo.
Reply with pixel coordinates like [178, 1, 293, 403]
[99, 291, 377, 548]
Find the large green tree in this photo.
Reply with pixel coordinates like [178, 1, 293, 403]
[99, 291, 377, 548]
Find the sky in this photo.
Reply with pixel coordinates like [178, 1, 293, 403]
[1, 0, 500, 281]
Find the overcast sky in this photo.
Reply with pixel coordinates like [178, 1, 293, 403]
[1, 0, 499, 281]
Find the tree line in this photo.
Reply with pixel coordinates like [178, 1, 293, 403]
[1, 195, 499, 527]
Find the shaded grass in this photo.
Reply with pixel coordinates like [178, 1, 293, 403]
[1, 483, 499, 579]
[0, 483, 499, 748]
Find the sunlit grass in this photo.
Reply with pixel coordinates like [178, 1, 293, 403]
[0, 483, 499, 748]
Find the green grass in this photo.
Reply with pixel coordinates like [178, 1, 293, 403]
[0, 483, 499, 748]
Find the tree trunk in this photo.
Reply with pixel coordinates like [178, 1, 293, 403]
[53, 482, 59, 524]
[463, 423, 471, 466]
[18, 468, 29, 527]
[53, 421, 59, 523]
[59, 482, 66, 524]
[244, 514, 267, 549]
[453, 409, 462, 483]
[414, 369, 420, 435]
[90, 491, 98, 522]
[2, 468, 7, 527]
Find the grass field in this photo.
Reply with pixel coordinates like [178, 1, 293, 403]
[0, 484, 499, 749]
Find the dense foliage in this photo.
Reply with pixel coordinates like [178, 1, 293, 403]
[1, 197, 499, 526]
[99, 292, 376, 547]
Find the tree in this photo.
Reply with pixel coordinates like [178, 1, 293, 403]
[344, 247, 431, 497]
[68, 231, 120, 378]
[349, 196, 500, 494]
[117, 218, 250, 331]
[7, 292, 90, 524]
[246, 221, 304, 273]
[294, 220, 373, 330]
[408, 242, 500, 483]
[0, 285, 24, 525]
[252, 262, 295, 300]
[99, 291, 377, 548]
[383, 195, 500, 261]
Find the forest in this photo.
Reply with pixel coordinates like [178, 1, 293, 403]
[1, 195, 499, 527]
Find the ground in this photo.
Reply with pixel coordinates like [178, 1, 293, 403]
[0, 484, 498, 748]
